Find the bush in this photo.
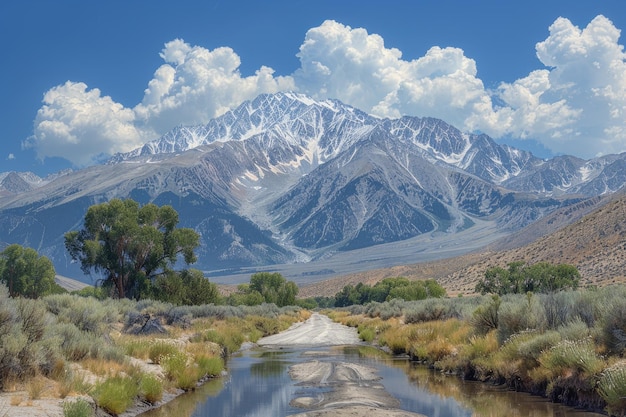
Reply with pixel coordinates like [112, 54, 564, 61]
[148, 341, 179, 365]
[598, 362, 626, 416]
[140, 374, 164, 404]
[63, 398, 94, 417]
[196, 356, 224, 378]
[599, 287, 626, 354]
[471, 295, 500, 335]
[93, 376, 139, 415]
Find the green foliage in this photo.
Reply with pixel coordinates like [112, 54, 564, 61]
[139, 373, 164, 404]
[0, 285, 62, 387]
[0, 244, 59, 298]
[250, 272, 298, 307]
[196, 356, 224, 378]
[63, 398, 94, 417]
[476, 262, 580, 295]
[335, 278, 446, 307]
[148, 341, 179, 364]
[598, 363, 626, 416]
[65, 198, 200, 299]
[472, 295, 501, 335]
[73, 285, 109, 300]
[150, 269, 221, 306]
[93, 375, 139, 415]
[228, 272, 298, 307]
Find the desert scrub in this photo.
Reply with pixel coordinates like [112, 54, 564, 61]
[149, 341, 180, 364]
[118, 337, 153, 360]
[598, 361, 626, 416]
[405, 319, 470, 364]
[44, 293, 119, 333]
[139, 374, 164, 404]
[51, 322, 122, 362]
[538, 338, 605, 406]
[161, 350, 198, 390]
[63, 398, 94, 417]
[196, 356, 224, 378]
[93, 375, 139, 415]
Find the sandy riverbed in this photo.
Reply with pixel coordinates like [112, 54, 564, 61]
[258, 313, 426, 417]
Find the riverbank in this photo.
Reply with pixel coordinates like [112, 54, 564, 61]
[326, 287, 626, 416]
[0, 297, 309, 417]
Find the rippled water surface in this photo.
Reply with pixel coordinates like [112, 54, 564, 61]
[140, 346, 605, 417]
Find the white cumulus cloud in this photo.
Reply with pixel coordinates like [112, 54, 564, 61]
[134, 39, 294, 135]
[26, 15, 626, 166]
[25, 81, 145, 166]
[480, 15, 626, 157]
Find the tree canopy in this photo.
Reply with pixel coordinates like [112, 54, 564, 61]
[228, 272, 298, 307]
[150, 269, 221, 306]
[0, 244, 61, 298]
[334, 277, 446, 307]
[475, 261, 580, 295]
[65, 199, 200, 299]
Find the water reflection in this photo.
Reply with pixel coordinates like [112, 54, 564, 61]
[140, 346, 605, 417]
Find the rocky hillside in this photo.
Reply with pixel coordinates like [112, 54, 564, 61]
[300, 189, 626, 297]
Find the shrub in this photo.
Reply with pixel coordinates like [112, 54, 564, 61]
[539, 338, 604, 378]
[120, 338, 152, 360]
[196, 356, 224, 378]
[63, 398, 94, 417]
[93, 376, 138, 415]
[140, 374, 164, 404]
[497, 294, 545, 344]
[149, 341, 179, 365]
[358, 326, 376, 342]
[471, 295, 500, 335]
[599, 287, 626, 354]
[598, 362, 626, 416]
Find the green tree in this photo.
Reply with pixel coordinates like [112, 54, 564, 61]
[0, 244, 59, 298]
[180, 269, 221, 305]
[65, 199, 200, 299]
[476, 261, 580, 295]
[249, 272, 298, 307]
[151, 269, 221, 305]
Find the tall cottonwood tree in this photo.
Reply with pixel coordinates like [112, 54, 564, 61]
[65, 198, 199, 299]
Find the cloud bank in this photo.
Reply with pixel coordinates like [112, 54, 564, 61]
[25, 15, 626, 166]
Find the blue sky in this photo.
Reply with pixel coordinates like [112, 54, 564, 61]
[2, 1, 625, 176]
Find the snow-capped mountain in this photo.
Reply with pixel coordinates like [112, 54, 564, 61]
[0, 92, 624, 282]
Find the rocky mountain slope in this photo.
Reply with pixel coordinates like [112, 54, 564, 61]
[1, 92, 625, 283]
[299, 189, 626, 297]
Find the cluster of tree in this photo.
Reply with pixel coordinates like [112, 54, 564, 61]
[4, 199, 581, 309]
[0, 244, 64, 298]
[227, 272, 298, 307]
[334, 277, 446, 307]
[475, 261, 580, 295]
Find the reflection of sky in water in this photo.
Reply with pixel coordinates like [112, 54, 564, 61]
[175, 347, 604, 417]
[191, 353, 301, 417]
[376, 365, 472, 417]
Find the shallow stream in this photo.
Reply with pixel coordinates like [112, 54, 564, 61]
[139, 345, 605, 417]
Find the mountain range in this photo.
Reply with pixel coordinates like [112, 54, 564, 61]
[1, 92, 625, 285]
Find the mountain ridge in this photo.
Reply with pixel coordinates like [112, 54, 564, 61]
[1, 92, 625, 284]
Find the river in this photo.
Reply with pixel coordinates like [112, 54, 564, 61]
[139, 314, 606, 417]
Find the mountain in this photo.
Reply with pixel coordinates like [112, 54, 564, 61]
[1, 92, 625, 284]
[299, 190, 625, 298]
